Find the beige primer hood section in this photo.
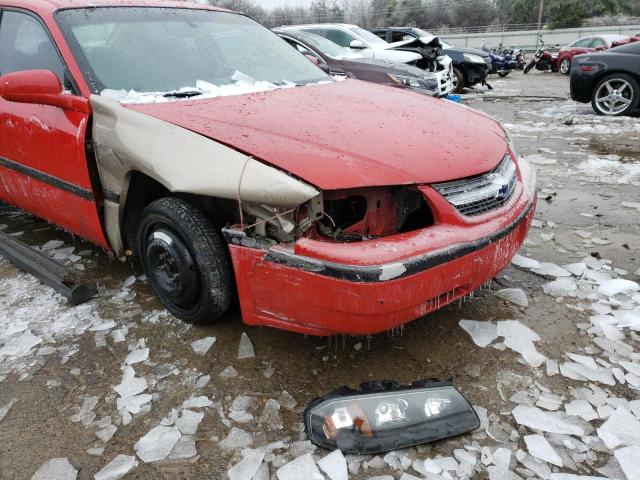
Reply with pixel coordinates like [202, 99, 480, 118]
[90, 95, 319, 253]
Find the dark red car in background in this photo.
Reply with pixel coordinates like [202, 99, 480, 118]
[557, 34, 627, 74]
[0, 0, 536, 336]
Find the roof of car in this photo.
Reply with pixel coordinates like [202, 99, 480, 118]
[279, 23, 359, 29]
[1, 0, 227, 12]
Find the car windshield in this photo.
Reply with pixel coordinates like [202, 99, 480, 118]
[55, 7, 330, 96]
[349, 27, 388, 46]
[294, 31, 361, 59]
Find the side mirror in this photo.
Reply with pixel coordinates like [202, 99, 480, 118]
[0, 70, 90, 113]
[349, 39, 366, 49]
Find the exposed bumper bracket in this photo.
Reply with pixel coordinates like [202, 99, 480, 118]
[0, 230, 97, 305]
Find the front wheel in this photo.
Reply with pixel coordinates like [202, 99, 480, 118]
[498, 71, 510, 77]
[452, 67, 465, 93]
[524, 61, 535, 74]
[591, 73, 639, 116]
[559, 58, 570, 75]
[137, 197, 232, 324]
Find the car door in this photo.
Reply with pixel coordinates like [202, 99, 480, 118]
[589, 37, 607, 51]
[570, 37, 593, 57]
[0, 9, 109, 248]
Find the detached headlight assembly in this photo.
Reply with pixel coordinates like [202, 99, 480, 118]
[463, 53, 486, 64]
[304, 380, 479, 454]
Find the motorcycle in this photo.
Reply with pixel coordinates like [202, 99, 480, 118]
[524, 36, 559, 74]
[503, 46, 526, 69]
[482, 42, 517, 77]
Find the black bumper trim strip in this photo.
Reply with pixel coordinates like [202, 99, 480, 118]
[0, 156, 95, 201]
[263, 198, 535, 283]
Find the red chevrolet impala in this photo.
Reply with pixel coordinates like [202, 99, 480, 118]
[0, 0, 536, 335]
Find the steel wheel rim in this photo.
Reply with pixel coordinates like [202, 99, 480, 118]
[560, 59, 569, 74]
[595, 78, 633, 115]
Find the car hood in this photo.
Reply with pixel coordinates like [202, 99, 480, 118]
[446, 47, 490, 58]
[125, 79, 507, 191]
[344, 57, 427, 76]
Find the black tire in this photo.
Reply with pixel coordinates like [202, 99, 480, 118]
[523, 61, 534, 74]
[590, 73, 639, 117]
[498, 71, 510, 77]
[137, 197, 231, 324]
[452, 67, 465, 94]
[559, 58, 570, 75]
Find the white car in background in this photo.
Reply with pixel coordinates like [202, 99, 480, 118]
[280, 23, 454, 95]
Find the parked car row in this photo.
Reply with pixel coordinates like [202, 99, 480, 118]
[0, 1, 536, 334]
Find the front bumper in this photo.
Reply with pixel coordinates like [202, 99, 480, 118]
[225, 173, 536, 336]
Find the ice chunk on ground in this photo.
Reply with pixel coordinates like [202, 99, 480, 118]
[182, 395, 212, 409]
[317, 450, 348, 480]
[0, 398, 17, 422]
[125, 348, 149, 365]
[228, 449, 264, 480]
[276, 453, 324, 480]
[598, 279, 639, 297]
[513, 406, 585, 435]
[496, 288, 529, 307]
[31, 458, 77, 480]
[191, 337, 216, 356]
[547, 359, 559, 376]
[219, 366, 239, 378]
[497, 320, 540, 342]
[96, 424, 117, 443]
[459, 320, 498, 347]
[422, 458, 443, 474]
[565, 400, 598, 421]
[258, 399, 282, 429]
[597, 407, 640, 449]
[116, 393, 152, 414]
[491, 448, 512, 470]
[94, 454, 138, 480]
[614, 445, 640, 480]
[525, 434, 563, 467]
[0, 331, 42, 357]
[114, 366, 147, 398]
[237, 332, 255, 359]
[176, 409, 204, 435]
[532, 262, 572, 278]
[70, 395, 99, 424]
[134, 425, 181, 463]
[512, 254, 541, 269]
[619, 361, 640, 377]
[167, 435, 197, 460]
[543, 278, 578, 297]
[219, 427, 253, 450]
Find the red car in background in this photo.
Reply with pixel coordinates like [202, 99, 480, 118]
[557, 34, 627, 74]
[0, 0, 536, 336]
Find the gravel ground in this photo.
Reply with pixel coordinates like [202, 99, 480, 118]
[1, 70, 639, 480]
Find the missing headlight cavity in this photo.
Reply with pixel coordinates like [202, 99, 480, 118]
[319, 187, 434, 242]
[304, 379, 479, 454]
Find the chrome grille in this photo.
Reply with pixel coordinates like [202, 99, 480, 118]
[432, 154, 517, 216]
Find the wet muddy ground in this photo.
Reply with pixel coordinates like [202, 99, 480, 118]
[1, 71, 639, 479]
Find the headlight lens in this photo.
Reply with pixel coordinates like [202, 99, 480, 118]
[463, 53, 486, 64]
[305, 380, 479, 454]
[387, 73, 438, 93]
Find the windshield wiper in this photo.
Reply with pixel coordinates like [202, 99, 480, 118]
[163, 90, 204, 98]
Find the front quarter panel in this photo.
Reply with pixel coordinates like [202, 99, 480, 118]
[90, 95, 319, 253]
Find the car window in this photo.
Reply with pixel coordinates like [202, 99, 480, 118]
[572, 38, 592, 48]
[0, 11, 66, 82]
[324, 28, 357, 48]
[372, 30, 386, 40]
[349, 27, 387, 46]
[590, 37, 606, 48]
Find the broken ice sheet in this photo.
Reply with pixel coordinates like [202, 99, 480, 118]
[0, 331, 42, 357]
[134, 425, 181, 463]
[191, 336, 216, 356]
[125, 348, 149, 365]
[598, 279, 639, 297]
[543, 278, 578, 297]
[176, 409, 204, 435]
[220, 365, 239, 378]
[94, 454, 138, 480]
[114, 366, 147, 398]
[458, 320, 498, 347]
[531, 262, 571, 278]
[31, 458, 77, 480]
[565, 400, 598, 421]
[0, 398, 17, 422]
[524, 434, 563, 467]
[614, 445, 640, 480]
[495, 288, 529, 307]
[182, 395, 212, 409]
[237, 332, 255, 359]
[219, 427, 253, 450]
[317, 450, 348, 480]
[228, 449, 264, 480]
[597, 407, 640, 449]
[167, 435, 197, 460]
[512, 254, 542, 269]
[513, 406, 586, 435]
[276, 453, 324, 480]
[258, 399, 282, 429]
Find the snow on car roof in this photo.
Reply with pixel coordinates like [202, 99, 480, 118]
[4, 0, 228, 13]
